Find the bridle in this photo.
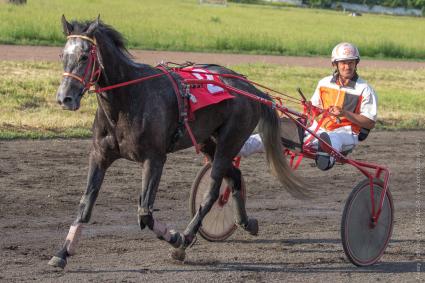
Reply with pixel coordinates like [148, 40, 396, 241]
[62, 35, 101, 95]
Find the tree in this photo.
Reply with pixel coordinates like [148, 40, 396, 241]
[8, 0, 27, 4]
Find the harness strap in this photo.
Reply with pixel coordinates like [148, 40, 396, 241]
[285, 150, 304, 170]
[156, 65, 200, 154]
[303, 118, 323, 146]
[293, 153, 304, 170]
[302, 103, 328, 147]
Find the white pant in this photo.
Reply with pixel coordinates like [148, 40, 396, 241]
[238, 134, 265, 157]
[239, 122, 358, 157]
[304, 120, 358, 153]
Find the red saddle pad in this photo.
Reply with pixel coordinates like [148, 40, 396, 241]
[176, 67, 235, 112]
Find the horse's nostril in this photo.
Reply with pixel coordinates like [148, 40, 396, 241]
[63, 97, 73, 104]
[57, 99, 62, 105]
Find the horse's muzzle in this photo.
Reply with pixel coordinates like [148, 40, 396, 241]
[57, 94, 80, 111]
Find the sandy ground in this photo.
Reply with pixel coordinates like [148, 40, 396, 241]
[0, 131, 424, 282]
[1, 44, 425, 69]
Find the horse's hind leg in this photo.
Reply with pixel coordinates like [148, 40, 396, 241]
[178, 157, 230, 248]
[171, 140, 254, 260]
[225, 167, 258, 236]
[200, 138, 257, 234]
[48, 152, 112, 269]
[202, 137, 258, 235]
[200, 137, 216, 162]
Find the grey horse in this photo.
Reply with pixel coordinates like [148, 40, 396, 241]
[49, 16, 307, 269]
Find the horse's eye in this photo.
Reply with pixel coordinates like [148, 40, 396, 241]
[80, 54, 89, 62]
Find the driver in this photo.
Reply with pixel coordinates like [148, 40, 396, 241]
[239, 42, 378, 171]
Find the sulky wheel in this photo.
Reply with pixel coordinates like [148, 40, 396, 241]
[190, 162, 246, 242]
[341, 178, 394, 266]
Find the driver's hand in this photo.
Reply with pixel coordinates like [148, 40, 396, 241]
[329, 106, 343, 117]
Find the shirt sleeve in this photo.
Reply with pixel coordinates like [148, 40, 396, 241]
[360, 86, 378, 121]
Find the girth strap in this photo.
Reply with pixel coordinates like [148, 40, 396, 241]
[156, 65, 200, 154]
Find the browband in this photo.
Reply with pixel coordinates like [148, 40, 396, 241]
[67, 35, 97, 46]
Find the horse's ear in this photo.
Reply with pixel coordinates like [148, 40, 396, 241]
[86, 15, 100, 37]
[61, 15, 73, 36]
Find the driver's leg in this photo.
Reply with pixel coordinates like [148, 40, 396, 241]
[316, 131, 358, 170]
[238, 134, 264, 157]
[316, 132, 335, 170]
[328, 132, 358, 152]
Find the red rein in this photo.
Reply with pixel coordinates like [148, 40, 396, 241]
[60, 35, 316, 155]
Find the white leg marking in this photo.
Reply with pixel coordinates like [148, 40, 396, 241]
[153, 220, 173, 242]
[65, 224, 83, 255]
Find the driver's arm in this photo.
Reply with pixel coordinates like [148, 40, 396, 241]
[330, 85, 377, 130]
[340, 110, 375, 129]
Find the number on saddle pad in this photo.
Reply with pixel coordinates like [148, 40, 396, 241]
[191, 68, 224, 94]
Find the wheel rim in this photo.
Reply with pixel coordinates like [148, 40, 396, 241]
[195, 165, 238, 240]
[344, 183, 393, 265]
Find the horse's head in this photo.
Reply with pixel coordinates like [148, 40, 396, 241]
[56, 15, 101, 111]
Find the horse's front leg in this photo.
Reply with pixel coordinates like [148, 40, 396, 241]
[48, 151, 112, 269]
[137, 156, 185, 248]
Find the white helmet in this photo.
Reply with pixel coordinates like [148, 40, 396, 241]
[331, 42, 360, 63]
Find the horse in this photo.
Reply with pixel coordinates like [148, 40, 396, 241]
[48, 15, 308, 269]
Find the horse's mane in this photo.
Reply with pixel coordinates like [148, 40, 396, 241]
[69, 20, 140, 68]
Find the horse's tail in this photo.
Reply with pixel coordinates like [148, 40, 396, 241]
[258, 104, 310, 199]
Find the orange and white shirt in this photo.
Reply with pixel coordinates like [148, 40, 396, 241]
[310, 74, 378, 135]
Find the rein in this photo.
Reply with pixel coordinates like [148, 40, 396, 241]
[61, 36, 328, 155]
[94, 72, 168, 93]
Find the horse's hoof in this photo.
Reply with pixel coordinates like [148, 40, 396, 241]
[170, 248, 186, 262]
[48, 256, 67, 269]
[138, 220, 146, 231]
[169, 230, 184, 249]
[244, 218, 259, 236]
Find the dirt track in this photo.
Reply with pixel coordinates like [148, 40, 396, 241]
[0, 131, 423, 282]
[0, 45, 424, 282]
[1, 44, 425, 69]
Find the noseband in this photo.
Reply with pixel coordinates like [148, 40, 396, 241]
[62, 35, 101, 95]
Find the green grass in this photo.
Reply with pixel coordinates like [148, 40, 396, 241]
[0, 61, 97, 139]
[0, 61, 423, 139]
[0, 0, 425, 59]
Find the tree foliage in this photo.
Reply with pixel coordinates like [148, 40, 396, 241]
[305, 0, 425, 9]
[8, 0, 27, 4]
[229, 0, 425, 9]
